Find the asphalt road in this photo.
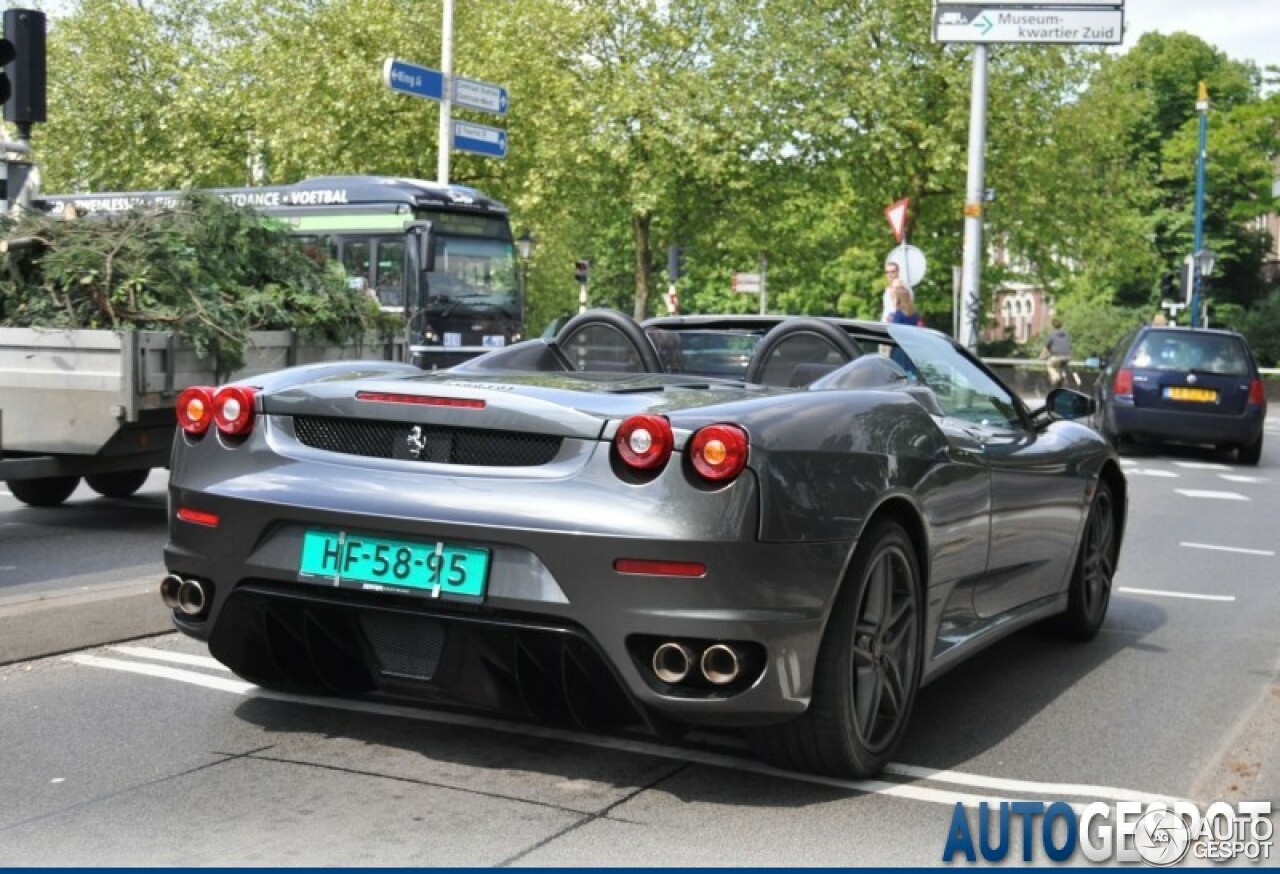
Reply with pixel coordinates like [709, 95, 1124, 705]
[1, 429, 1277, 865]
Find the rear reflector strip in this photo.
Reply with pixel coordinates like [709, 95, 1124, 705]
[613, 559, 707, 578]
[176, 508, 220, 527]
[356, 391, 485, 409]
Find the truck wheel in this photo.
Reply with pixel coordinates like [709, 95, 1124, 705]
[86, 469, 152, 498]
[6, 476, 82, 507]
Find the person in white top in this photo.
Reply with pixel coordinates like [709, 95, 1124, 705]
[881, 262, 913, 322]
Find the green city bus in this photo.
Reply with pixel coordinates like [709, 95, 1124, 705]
[43, 175, 523, 367]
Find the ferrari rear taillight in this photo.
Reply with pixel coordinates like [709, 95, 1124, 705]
[615, 414, 674, 472]
[212, 385, 259, 437]
[689, 424, 749, 483]
[1248, 378, 1266, 407]
[1113, 368, 1134, 398]
[176, 387, 214, 436]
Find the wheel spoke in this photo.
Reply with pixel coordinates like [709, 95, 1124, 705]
[853, 665, 877, 734]
[882, 656, 906, 719]
[861, 670, 884, 739]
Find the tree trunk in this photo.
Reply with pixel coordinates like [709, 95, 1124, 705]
[632, 212, 652, 321]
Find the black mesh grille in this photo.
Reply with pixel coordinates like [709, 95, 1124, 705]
[359, 613, 446, 681]
[292, 416, 563, 467]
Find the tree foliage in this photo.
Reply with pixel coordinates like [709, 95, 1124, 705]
[26, 0, 1280, 351]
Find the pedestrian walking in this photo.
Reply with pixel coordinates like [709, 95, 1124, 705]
[1042, 318, 1075, 388]
[881, 263, 913, 322]
[889, 285, 923, 375]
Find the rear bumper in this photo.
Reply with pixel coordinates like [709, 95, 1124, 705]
[163, 423, 851, 725]
[1106, 402, 1264, 446]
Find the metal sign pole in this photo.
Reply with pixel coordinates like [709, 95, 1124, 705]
[959, 44, 989, 352]
[759, 253, 767, 315]
[437, 0, 455, 186]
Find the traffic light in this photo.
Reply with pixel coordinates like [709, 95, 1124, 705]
[2, 9, 47, 134]
[574, 259, 590, 284]
[1159, 272, 1177, 301]
[667, 245, 686, 282]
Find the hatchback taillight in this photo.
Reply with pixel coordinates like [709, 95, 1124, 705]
[688, 424, 749, 483]
[1248, 378, 1266, 407]
[212, 385, 259, 437]
[176, 387, 214, 436]
[615, 414, 674, 472]
[1113, 368, 1134, 397]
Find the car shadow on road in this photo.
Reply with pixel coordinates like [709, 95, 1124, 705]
[222, 596, 1168, 808]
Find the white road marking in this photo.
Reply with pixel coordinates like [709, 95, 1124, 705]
[1117, 587, 1236, 603]
[1118, 459, 1137, 467]
[67, 654, 1177, 809]
[1173, 461, 1233, 471]
[0, 487, 10, 496]
[108, 645, 229, 671]
[882, 764, 1185, 804]
[1180, 542, 1275, 557]
[1174, 489, 1250, 501]
[1219, 474, 1269, 484]
[1127, 469, 1179, 478]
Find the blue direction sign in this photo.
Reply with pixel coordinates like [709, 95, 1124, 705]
[453, 121, 508, 159]
[382, 58, 445, 102]
[454, 76, 509, 116]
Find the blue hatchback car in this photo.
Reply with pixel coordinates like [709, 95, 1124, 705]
[1093, 326, 1266, 464]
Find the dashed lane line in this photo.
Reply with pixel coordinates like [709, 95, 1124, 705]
[1180, 542, 1275, 557]
[65, 652, 1181, 810]
[1126, 469, 1179, 478]
[1174, 489, 1250, 501]
[1219, 474, 1269, 484]
[1117, 587, 1236, 603]
[1173, 461, 1233, 471]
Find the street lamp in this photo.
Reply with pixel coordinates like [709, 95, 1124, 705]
[516, 229, 536, 296]
[1195, 247, 1215, 279]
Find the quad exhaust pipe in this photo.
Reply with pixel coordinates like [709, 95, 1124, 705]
[651, 641, 742, 686]
[161, 574, 209, 617]
[652, 642, 695, 684]
[700, 643, 741, 686]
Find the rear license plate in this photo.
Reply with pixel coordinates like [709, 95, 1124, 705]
[1165, 386, 1218, 403]
[299, 530, 489, 601]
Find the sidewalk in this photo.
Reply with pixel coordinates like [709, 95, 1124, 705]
[0, 575, 172, 666]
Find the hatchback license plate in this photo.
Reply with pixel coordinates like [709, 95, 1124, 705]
[299, 530, 489, 601]
[1165, 386, 1218, 403]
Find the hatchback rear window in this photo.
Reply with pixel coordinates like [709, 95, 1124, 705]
[1125, 331, 1251, 377]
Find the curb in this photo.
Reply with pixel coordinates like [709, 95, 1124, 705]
[0, 577, 174, 667]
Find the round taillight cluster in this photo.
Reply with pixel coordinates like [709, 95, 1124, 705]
[689, 424, 749, 482]
[176, 385, 259, 438]
[615, 414, 674, 471]
[613, 415, 749, 484]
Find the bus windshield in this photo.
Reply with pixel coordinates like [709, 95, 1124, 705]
[424, 235, 519, 318]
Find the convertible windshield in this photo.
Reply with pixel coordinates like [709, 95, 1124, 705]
[889, 325, 1022, 428]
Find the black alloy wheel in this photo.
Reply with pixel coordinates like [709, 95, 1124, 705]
[1055, 480, 1115, 640]
[749, 519, 922, 778]
[848, 540, 920, 754]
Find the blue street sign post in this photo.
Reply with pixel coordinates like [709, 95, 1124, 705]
[453, 121, 508, 159]
[382, 58, 445, 102]
[454, 76, 509, 116]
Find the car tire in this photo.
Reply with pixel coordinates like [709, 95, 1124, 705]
[1237, 434, 1263, 466]
[86, 468, 151, 498]
[1053, 480, 1116, 641]
[5, 476, 82, 508]
[749, 519, 922, 778]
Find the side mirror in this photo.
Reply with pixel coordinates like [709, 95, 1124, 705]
[406, 220, 435, 274]
[1045, 387, 1095, 421]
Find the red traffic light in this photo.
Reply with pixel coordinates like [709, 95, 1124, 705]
[574, 259, 590, 283]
